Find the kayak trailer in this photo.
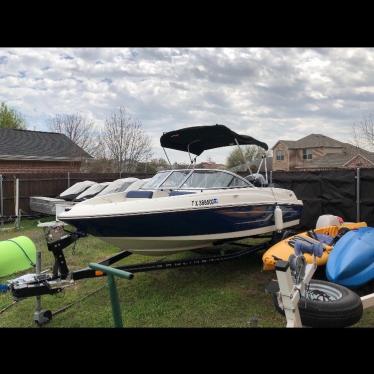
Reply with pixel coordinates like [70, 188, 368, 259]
[266, 241, 374, 327]
[4, 221, 286, 326]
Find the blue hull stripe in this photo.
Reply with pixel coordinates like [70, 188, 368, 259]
[63, 204, 302, 238]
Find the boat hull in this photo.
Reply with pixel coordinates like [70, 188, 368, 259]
[62, 203, 302, 255]
[98, 219, 300, 255]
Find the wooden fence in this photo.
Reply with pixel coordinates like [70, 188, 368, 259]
[0, 172, 153, 217]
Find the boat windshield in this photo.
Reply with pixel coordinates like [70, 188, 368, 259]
[141, 171, 170, 189]
[159, 170, 190, 188]
[141, 169, 251, 190]
[181, 170, 249, 189]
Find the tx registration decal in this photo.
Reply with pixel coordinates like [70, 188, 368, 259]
[191, 198, 219, 207]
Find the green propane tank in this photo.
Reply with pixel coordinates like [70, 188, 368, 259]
[0, 236, 36, 277]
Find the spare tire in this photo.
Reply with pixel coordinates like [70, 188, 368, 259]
[272, 280, 363, 328]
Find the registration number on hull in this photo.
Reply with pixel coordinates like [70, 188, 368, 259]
[191, 198, 219, 207]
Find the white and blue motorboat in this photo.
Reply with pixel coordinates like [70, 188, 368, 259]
[58, 125, 303, 255]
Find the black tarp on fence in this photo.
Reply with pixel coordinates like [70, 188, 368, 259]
[271, 169, 373, 229]
[1, 169, 374, 229]
[358, 169, 374, 227]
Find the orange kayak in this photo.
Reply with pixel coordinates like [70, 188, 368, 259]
[262, 222, 367, 271]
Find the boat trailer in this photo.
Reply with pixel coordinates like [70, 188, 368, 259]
[270, 243, 374, 327]
[5, 222, 285, 326]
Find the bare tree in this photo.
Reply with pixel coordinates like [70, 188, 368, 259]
[103, 107, 152, 175]
[226, 145, 265, 169]
[353, 115, 374, 152]
[89, 132, 108, 160]
[48, 113, 95, 154]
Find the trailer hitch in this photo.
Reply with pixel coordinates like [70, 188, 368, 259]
[8, 226, 86, 301]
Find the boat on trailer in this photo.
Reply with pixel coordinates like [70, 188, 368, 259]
[58, 124, 303, 255]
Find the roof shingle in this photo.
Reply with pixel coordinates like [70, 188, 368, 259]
[0, 128, 92, 161]
[276, 134, 344, 149]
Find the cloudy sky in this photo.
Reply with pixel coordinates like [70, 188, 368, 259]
[0, 47, 373, 163]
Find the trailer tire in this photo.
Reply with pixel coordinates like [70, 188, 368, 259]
[273, 280, 363, 327]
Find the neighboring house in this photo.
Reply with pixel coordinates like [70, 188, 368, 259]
[0, 128, 92, 173]
[272, 134, 374, 171]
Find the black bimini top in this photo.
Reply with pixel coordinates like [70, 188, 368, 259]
[160, 124, 268, 156]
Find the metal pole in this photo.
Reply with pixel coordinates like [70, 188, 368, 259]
[264, 155, 268, 184]
[356, 167, 360, 222]
[270, 170, 273, 185]
[107, 274, 123, 328]
[88, 263, 133, 327]
[33, 251, 52, 326]
[15, 178, 19, 229]
[0, 174, 3, 218]
[35, 252, 42, 314]
[15, 178, 18, 216]
[257, 157, 264, 174]
[162, 147, 172, 166]
[67, 172, 70, 188]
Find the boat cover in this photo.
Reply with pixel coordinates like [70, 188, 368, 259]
[59, 181, 97, 200]
[160, 124, 268, 155]
[75, 182, 111, 201]
[96, 178, 139, 196]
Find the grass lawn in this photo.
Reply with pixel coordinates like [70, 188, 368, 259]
[0, 218, 373, 328]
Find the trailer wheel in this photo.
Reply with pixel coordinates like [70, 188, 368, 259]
[272, 280, 363, 327]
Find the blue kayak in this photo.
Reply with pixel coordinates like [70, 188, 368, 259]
[326, 227, 374, 287]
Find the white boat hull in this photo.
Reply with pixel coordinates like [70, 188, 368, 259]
[98, 219, 300, 255]
[59, 186, 303, 256]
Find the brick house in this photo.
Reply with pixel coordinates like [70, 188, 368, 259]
[272, 134, 374, 171]
[0, 128, 92, 173]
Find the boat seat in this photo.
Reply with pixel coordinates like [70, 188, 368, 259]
[169, 191, 196, 196]
[126, 190, 154, 198]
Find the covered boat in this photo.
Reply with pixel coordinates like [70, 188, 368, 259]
[59, 181, 97, 201]
[74, 182, 111, 202]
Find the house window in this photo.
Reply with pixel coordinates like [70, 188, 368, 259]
[276, 150, 285, 161]
[303, 149, 313, 160]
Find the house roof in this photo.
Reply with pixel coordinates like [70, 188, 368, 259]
[274, 134, 345, 149]
[0, 128, 92, 161]
[274, 133, 374, 169]
[275, 140, 298, 148]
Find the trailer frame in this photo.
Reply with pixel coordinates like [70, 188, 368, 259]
[6, 223, 287, 324]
